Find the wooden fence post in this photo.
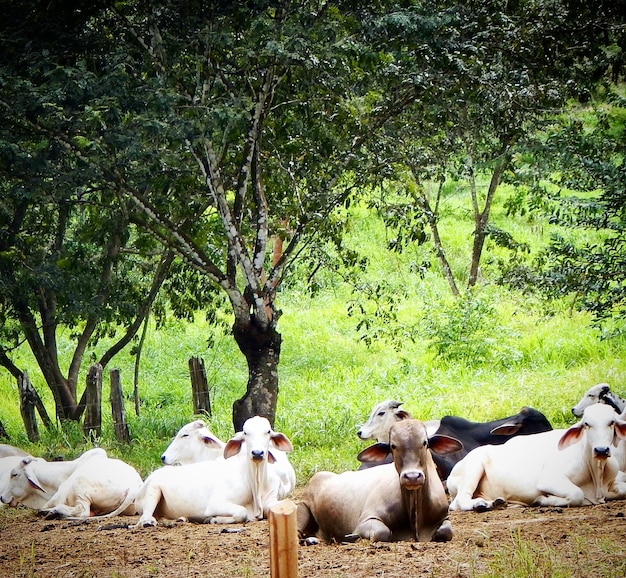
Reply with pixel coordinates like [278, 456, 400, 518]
[189, 356, 211, 416]
[18, 371, 38, 442]
[0, 418, 9, 440]
[109, 369, 130, 443]
[83, 363, 102, 441]
[269, 499, 298, 578]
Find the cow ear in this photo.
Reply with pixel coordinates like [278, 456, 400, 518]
[490, 421, 523, 436]
[428, 434, 463, 455]
[614, 419, 626, 443]
[394, 409, 411, 421]
[270, 432, 293, 453]
[201, 435, 222, 448]
[223, 432, 245, 459]
[558, 422, 585, 450]
[357, 442, 391, 463]
[24, 465, 46, 493]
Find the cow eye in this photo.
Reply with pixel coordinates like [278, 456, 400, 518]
[377, 411, 385, 416]
[182, 434, 189, 438]
[422, 440, 427, 447]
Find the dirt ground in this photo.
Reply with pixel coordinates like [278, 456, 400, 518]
[1, 497, 625, 578]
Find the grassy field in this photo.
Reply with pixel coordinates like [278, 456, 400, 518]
[1, 195, 625, 484]
[1, 195, 626, 578]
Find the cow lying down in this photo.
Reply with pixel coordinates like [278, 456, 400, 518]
[134, 416, 294, 527]
[160, 419, 296, 497]
[297, 419, 462, 543]
[448, 403, 626, 512]
[0, 448, 142, 518]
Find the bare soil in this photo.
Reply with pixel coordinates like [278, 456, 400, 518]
[1, 498, 625, 577]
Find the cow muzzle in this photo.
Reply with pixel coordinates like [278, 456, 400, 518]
[251, 450, 265, 461]
[1, 495, 16, 507]
[400, 469, 425, 489]
[593, 446, 611, 459]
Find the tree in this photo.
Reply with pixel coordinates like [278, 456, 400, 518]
[1, 0, 438, 430]
[0, 0, 175, 423]
[359, 0, 624, 296]
[501, 90, 626, 331]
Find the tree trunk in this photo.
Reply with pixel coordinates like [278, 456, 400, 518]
[231, 320, 282, 432]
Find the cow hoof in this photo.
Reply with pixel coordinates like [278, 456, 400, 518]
[342, 534, 361, 543]
[432, 519, 453, 542]
[43, 510, 63, 520]
[473, 501, 491, 513]
[138, 518, 157, 528]
[302, 537, 320, 546]
[493, 498, 507, 510]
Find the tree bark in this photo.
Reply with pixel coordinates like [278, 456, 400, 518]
[231, 320, 282, 432]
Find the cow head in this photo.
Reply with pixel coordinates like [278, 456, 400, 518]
[223, 416, 293, 463]
[0, 457, 46, 508]
[559, 403, 626, 459]
[572, 383, 612, 417]
[489, 407, 553, 436]
[357, 400, 411, 442]
[161, 420, 225, 465]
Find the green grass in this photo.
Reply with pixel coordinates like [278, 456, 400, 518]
[1, 195, 625, 482]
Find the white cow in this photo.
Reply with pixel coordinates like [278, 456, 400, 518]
[1, 448, 142, 518]
[357, 400, 440, 442]
[134, 416, 293, 527]
[161, 420, 226, 465]
[160, 419, 296, 497]
[448, 403, 626, 512]
[572, 383, 626, 417]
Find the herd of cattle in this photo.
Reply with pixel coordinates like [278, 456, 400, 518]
[0, 382, 625, 545]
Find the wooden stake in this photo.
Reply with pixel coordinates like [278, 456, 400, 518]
[269, 499, 298, 578]
[109, 369, 130, 443]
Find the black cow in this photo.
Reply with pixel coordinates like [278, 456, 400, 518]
[430, 407, 553, 480]
[358, 407, 553, 481]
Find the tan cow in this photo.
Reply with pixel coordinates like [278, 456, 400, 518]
[297, 419, 461, 543]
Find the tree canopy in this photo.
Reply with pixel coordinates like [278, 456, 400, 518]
[1, 0, 625, 432]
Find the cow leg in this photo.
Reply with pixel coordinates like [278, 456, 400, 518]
[204, 501, 250, 524]
[447, 448, 500, 512]
[432, 518, 453, 542]
[296, 501, 319, 540]
[40, 484, 91, 519]
[534, 474, 585, 507]
[603, 460, 626, 501]
[353, 516, 393, 542]
[42, 499, 92, 519]
[134, 483, 163, 527]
